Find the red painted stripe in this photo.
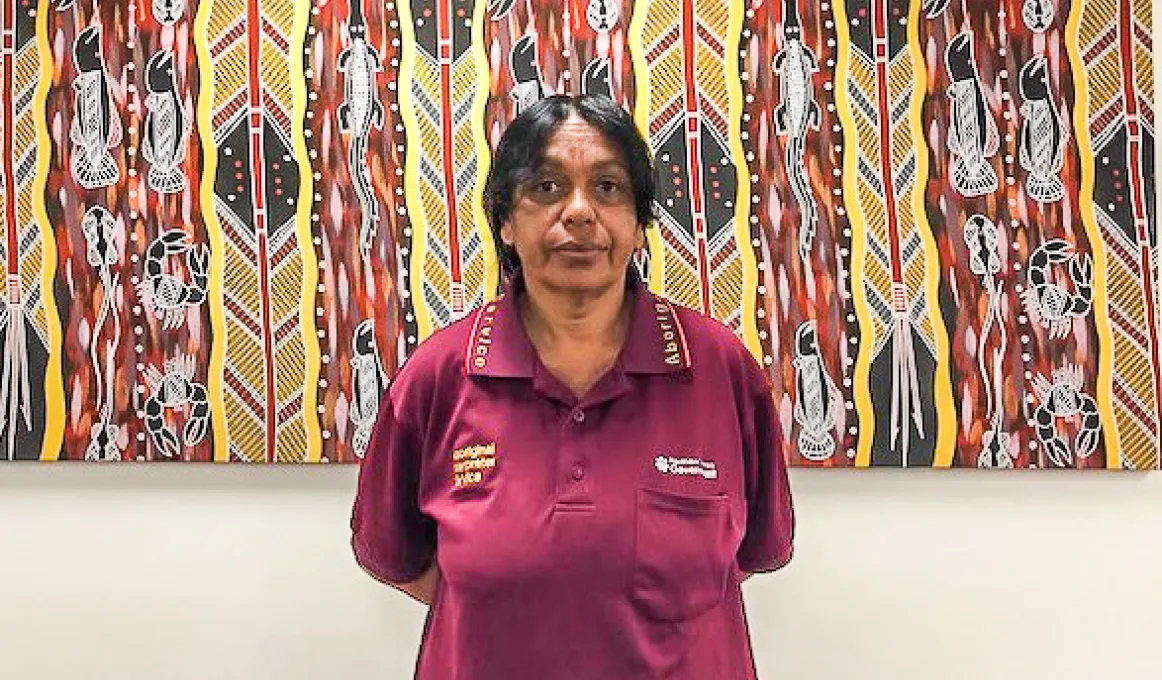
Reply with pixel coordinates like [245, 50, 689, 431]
[437, 0, 463, 314]
[210, 21, 248, 55]
[1082, 28, 1116, 63]
[223, 364, 265, 414]
[1118, 0, 1162, 452]
[648, 96, 682, 137]
[222, 294, 265, 337]
[1108, 303, 1150, 351]
[276, 394, 304, 424]
[246, 0, 277, 463]
[3, 0, 16, 293]
[680, 0, 711, 316]
[645, 25, 680, 62]
[1112, 374, 1156, 431]
[695, 22, 722, 56]
[872, 0, 903, 285]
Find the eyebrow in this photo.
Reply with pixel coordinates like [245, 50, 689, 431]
[535, 157, 630, 174]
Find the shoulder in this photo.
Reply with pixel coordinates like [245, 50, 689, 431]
[660, 294, 771, 396]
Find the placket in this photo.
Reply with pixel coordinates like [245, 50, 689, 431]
[554, 401, 595, 508]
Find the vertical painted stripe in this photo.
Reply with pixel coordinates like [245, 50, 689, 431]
[290, 0, 322, 463]
[680, 0, 710, 316]
[34, 0, 64, 461]
[1068, 0, 1124, 468]
[1117, 0, 1162, 458]
[195, 0, 233, 463]
[871, 1, 903, 285]
[245, 0, 277, 463]
[436, 0, 464, 316]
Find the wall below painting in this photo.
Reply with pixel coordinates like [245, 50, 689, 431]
[1, 467, 1160, 680]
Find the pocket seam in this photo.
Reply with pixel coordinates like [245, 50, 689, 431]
[631, 488, 731, 622]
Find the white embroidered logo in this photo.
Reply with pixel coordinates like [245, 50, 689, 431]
[654, 455, 717, 479]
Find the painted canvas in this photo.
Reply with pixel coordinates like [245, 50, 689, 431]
[0, 0, 1155, 466]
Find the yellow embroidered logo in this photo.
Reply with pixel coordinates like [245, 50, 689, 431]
[452, 443, 497, 489]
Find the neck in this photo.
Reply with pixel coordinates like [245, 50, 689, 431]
[518, 275, 630, 352]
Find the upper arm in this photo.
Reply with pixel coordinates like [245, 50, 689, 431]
[735, 350, 795, 574]
[350, 388, 438, 584]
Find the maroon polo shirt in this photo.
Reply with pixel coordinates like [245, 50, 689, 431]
[352, 272, 794, 680]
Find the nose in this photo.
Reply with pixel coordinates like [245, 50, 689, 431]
[560, 185, 596, 228]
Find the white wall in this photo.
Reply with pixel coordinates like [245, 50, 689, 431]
[3, 466, 1161, 680]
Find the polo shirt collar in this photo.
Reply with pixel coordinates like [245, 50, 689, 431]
[465, 270, 692, 378]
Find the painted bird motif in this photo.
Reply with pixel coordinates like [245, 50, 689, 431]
[510, 34, 543, 117]
[337, 0, 386, 262]
[793, 321, 840, 461]
[141, 50, 190, 195]
[349, 320, 387, 458]
[582, 57, 612, 100]
[1018, 56, 1067, 204]
[773, 0, 822, 261]
[70, 25, 122, 190]
[945, 32, 999, 197]
[922, 0, 950, 18]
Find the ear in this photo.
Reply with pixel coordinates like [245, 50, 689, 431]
[634, 224, 645, 250]
[500, 221, 514, 247]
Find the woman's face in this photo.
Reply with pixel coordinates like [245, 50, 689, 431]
[501, 114, 644, 296]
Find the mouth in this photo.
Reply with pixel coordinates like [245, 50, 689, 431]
[554, 244, 604, 254]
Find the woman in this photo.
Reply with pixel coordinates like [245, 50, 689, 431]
[351, 94, 793, 679]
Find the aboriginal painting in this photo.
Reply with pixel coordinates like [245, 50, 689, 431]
[2, 0, 1157, 467]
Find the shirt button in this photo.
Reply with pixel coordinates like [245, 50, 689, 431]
[571, 465, 585, 480]
[572, 409, 585, 424]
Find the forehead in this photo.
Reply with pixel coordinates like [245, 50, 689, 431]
[539, 116, 628, 170]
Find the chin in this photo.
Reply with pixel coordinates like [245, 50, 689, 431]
[540, 265, 623, 294]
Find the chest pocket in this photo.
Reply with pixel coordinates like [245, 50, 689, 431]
[631, 488, 733, 622]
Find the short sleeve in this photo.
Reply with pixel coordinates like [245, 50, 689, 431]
[736, 356, 795, 573]
[350, 391, 437, 584]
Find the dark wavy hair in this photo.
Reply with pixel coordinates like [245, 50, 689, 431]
[483, 95, 657, 276]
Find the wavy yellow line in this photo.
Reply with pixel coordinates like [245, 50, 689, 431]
[832, 1, 875, 468]
[471, 0, 499, 304]
[629, 0, 664, 293]
[194, 0, 232, 463]
[1068, 0, 1123, 469]
[290, 0, 322, 463]
[400, 1, 431, 341]
[33, 0, 63, 461]
[723, 0, 760, 362]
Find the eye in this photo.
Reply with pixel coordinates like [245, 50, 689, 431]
[597, 179, 622, 193]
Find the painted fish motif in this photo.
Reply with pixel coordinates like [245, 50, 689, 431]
[1018, 57, 1067, 204]
[794, 321, 840, 461]
[70, 25, 122, 190]
[338, 0, 386, 262]
[141, 51, 189, 194]
[349, 320, 387, 458]
[945, 32, 998, 198]
[152, 0, 185, 25]
[773, 0, 822, 261]
[963, 214, 1009, 461]
[510, 34, 543, 117]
